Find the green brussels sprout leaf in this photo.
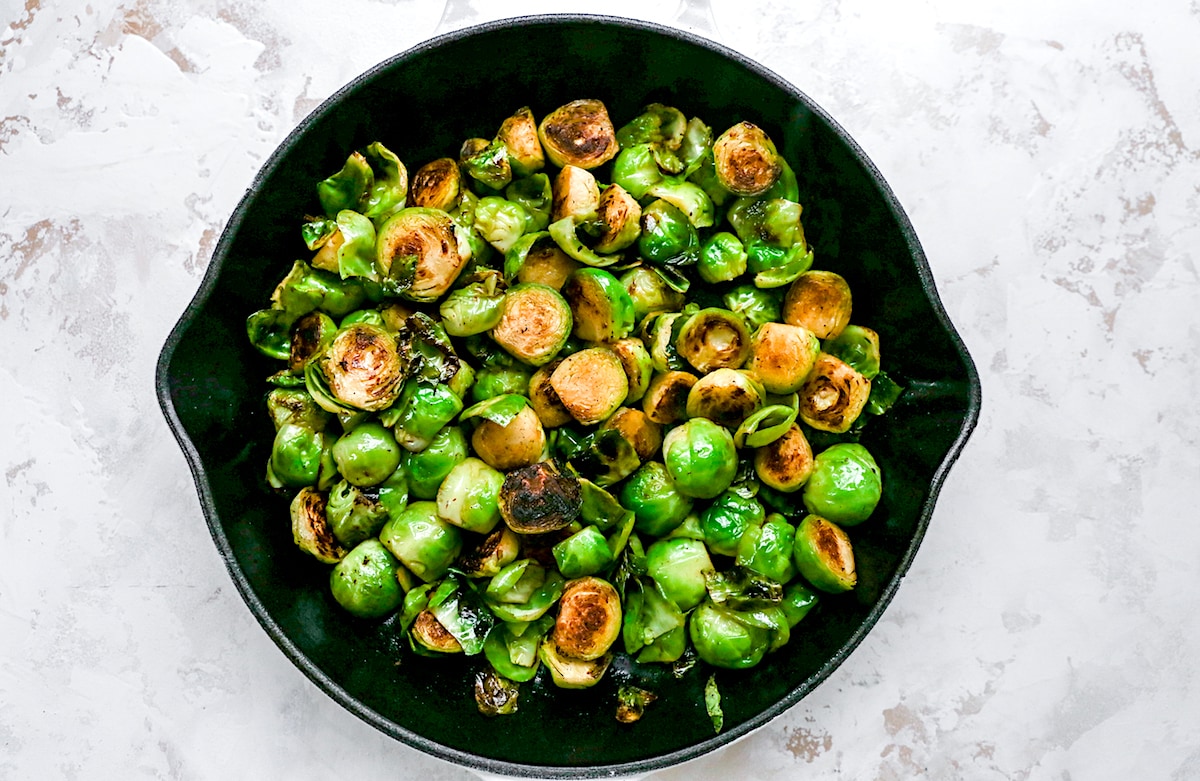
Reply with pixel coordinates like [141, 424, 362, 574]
[460, 393, 529, 428]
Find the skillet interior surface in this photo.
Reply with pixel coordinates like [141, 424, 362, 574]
[157, 14, 981, 778]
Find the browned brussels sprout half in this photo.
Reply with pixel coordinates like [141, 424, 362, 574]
[592, 184, 642, 253]
[490, 283, 573, 366]
[552, 576, 622, 661]
[551, 165, 600, 224]
[409, 157, 462, 211]
[411, 610, 463, 654]
[499, 460, 582, 534]
[538, 99, 619, 170]
[676, 308, 753, 373]
[782, 270, 853, 340]
[471, 405, 547, 471]
[290, 487, 345, 564]
[375, 207, 471, 302]
[745, 322, 820, 394]
[754, 423, 815, 492]
[685, 368, 765, 429]
[288, 311, 337, 372]
[793, 515, 857, 593]
[601, 407, 663, 461]
[496, 106, 545, 177]
[642, 370, 698, 425]
[712, 121, 782, 197]
[316, 323, 405, 412]
[549, 347, 629, 426]
[515, 243, 580, 290]
[798, 352, 872, 433]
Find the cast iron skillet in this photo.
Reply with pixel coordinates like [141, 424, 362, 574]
[155, 14, 981, 779]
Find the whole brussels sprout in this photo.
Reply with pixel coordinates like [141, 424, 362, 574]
[688, 601, 770, 670]
[379, 501, 463, 582]
[736, 513, 797, 584]
[436, 457, 505, 534]
[662, 418, 738, 500]
[700, 489, 765, 557]
[802, 443, 882, 525]
[268, 423, 337, 490]
[326, 472, 406, 548]
[401, 425, 468, 499]
[330, 539, 405, 619]
[645, 537, 713, 612]
[697, 231, 747, 284]
[620, 461, 693, 536]
[331, 422, 402, 487]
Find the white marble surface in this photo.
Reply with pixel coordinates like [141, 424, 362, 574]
[3, 0, 1199, 778]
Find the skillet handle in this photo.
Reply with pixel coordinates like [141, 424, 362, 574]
[433, 0, 722, 42]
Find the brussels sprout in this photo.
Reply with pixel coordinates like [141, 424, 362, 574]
[750, 243, 813, 289]
[491, 283, 573, 366]
[410, 609, 463, 654]
[616, 686, 660, 724]
[310, 323, 405, 414]
[617, 462, 691, 537]
[307, 218, 343, 273]
[723, 284, 781, 331]
[797, 352, 871, 434]
[471, 405, 547, 471]
[286, 312, 337, 372]
[676, 308, 752, 374]
[619, 266, 687, 323]
[638, 199, 699, 265]
[289, 487, 345, 563]
[331, 421, 401, 487]
[358, 142, 408, 224]
[319, 210, 377, 281]
[568, 427, 641, 487]
[593, 184, 642, 253]
[552, 526, 614, 579]
[330, 538, 405, 619]
[496, 106, 546, 177]
[268, 423, 337, 489]
[685, 368, 765, 429]
[551, 164, 600, 224]
[246, 308, 294, 360]
[745, 322, 821, 395]
[438, 274, 506, 338]
[272, 260, 372, 320]
[736, 513, 797, 584]
[461, 137, 513, 191]
[549, 347, 629, 426]
[498, 460, 581, 535]
[379, 501, 463, 582]
[824, 324, 881, 380]
[781, 581, 820, 628]
[539, 636, 612, 689]
[697, 231, 747, 284]
[376, 207, 471, 302]
[409, 157, 462, 211]
[547, 216, 618, 268]
[514, 241, 580, 290]
[474, 196, 531, 254]
[793, 514, 856, 592]
[727, 197, 804, 253]
[688, 600, 771, 669]
[483, 614, 554, 683]
[338, 309, 385, 329]
[621, 575, 688, 663]
[646, 537, 713, 611]
[609, 338, 653, 404]
[326, 472, 405, 548]
[266, 388, 331, 432]
[563, 268, 636, 343]
[712, 122, 781, 197]
[611, 144, 664, 200]
[318, 150, 372, 217]
[641, 370, 697, 425]
[538, 99, 619, 170]
[700, 489, 766, 556]
[506, 173, 553, 231]
[458, 526, 522, 578]
[386, 380, 465, 452]
[518, 362, 569, 430]
[424, 573, 494, 655]
[600, 407, 662, 461]
[667, 422, 739, 501]
[782, 270, 853, 339]
[646, 179, 715, 229]
[679, 116, 713, 176]
[645, 311, 688, 373]
[552, 577, 622, 660]
[471, 365, 531, 402]
[617, 103, 686, 150]
[802, 443, 882, 525]
[754, 423, 815, 493]
[401, 425, 468, 499]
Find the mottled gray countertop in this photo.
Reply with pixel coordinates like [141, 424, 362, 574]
[3, 0, 1199, 778]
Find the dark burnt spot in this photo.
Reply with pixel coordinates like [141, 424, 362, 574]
[500, 461, 582, 534]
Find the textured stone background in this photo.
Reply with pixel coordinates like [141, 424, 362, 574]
[2, 0, 1199, 778]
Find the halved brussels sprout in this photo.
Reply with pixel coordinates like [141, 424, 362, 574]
[318, 150, 371, 217]
[290, 487, 345, 564]
[617, 103, 686, 151]
[538, 99, 619, 170]
[457, 526, 521, 578]
[562, 268, 635, 343]
[782, 582, 820, 627]
[401, 425, 468, 499]
[460, 137, 513, 191]
[551, 165, 600, 224]
[359, 142, 408, 224]
[726, 197, 804, 253]
[499, 460, 582, 534]
[609, 337, 653, 404]
[246, 308, 295, 360]
[287, 311, 337, 373]
[568, 427, 641, 487]
[410, 609, 463, 654]
[782, 270, 853, 339]
[539, 637, 612, 689]
[424, 574, 494, 655]
[307, 219, 343, 273]
[641, 370, 697, 425]
[378, 501, 463, 582]
[600, 407, 662, 461]
[593, 184, 642, 253]
[329, 538, 405, 619]
[712, 122, 781, 197]
[471, 405, 547, 471]
[619, 266, 687, 323]
[506, 174, 553, 231]
[676, 308, 752, 373]
[496, 106, 545, 177]
[792, 514, 856, 592]
[515, 242, 580, 290]
[662, 418, 739, 500]
[548, 216, 616, 268]
[645, 179, 714, 229]
[684, 368, 765, 429]
[549, 347, 629, 426]
[745, 322, 821, 394]
[474, 196, 531, 254]
[698, 231, 747, 284]
[551, 576, 622, 660]
[824, 324, 881, 380]
[754, 423, 815, 493]
[528, 361, 573, 428]
[409, 157, 462, 211]
[645, 311, 688, 373]
[376, 207, 471, 302]
[485, 559, 565, 622]
[438, 272, 506, 337]
[802, 443, 882, 525]
[797, 352, 871, 433]
[270, 259, 370, 319]
[331, 421, 402, 487]
[645, 537, 713, 612]
[736, 513, 797, 584]
[638, 199, 699, 264]
[491, 283, 573, 366]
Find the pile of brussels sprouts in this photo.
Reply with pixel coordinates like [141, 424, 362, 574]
[246, 98, 903, 720]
